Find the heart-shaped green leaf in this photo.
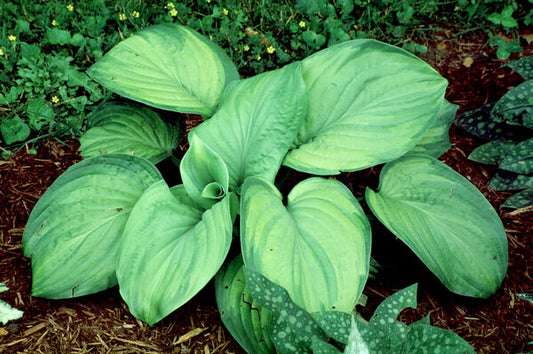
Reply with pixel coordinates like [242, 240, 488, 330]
[366, 155, 508, 298]
[283, 39, 447, 174]
[79, 101, 183, 163]
[241, 176, 371, 313]
[116, 181, 234, 325]
[87, 24, 239, 117]
[22, 154, 163, 299]
[184, 62, 307, 192]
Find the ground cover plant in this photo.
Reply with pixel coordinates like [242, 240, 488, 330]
[1, 0, 531, 155]
[454, 55, 533, 209]
[18, 22, 511, 352]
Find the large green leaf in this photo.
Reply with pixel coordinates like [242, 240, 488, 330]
[116, 181, 234, 325]
[184, 62, 307, 192]
[366, 155, 508, 298]
[406, 100, 458, 158]
[240, 176, 371, 313]
[79, 101, 183, 163]
[283, 39, 447, 175]
[214, 256, 274, 354]
[87, 24, 239, 117]
[22, 154, 163, 299]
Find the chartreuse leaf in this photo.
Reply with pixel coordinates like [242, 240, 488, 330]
[87, 23, 239, 117]
[116, 181, 234, 325]
[500, 138, 533, 174]
[504, 56, 533, 80]
[492, 80, 533, 126]
[468, 140, 517, 165]
[214, 256, 274, 354]
[283, 39, 447, 175]
[245, 268, 327, 352]
[180, 133, 230, 210]
[185, 62, 307, 191]
[501, 188, 533, 209]
[241, 176, 371, 313]
[22, 154, 163, 299]
[350, 284, 474, 353]
[366, 155, 508, 298]
[79, 101, 183, 163]
[406, 100, 458, 158]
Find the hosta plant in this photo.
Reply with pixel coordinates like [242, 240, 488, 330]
[23, 23, 507, 350]
[454, 55, 533, 209]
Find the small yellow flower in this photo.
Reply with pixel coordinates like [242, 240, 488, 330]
[170, 8, 178, 16]
[299, 20, 306, 28]
[243, 45, 250, 52]
[51, 96, 59, 104]
[0, 49, 4, 56]
[52, 19, 58, 26]
[222, 8, 229, 16]
[267, 45, 275, 54]
[132, 11, 140, 18]
[207, 0, 211, 3]
[8, 35, 16, 42]
[165, 2, 175, 8]
[119, 13, 126, 21]
[256, 55, 261, 61]
[67, 4, 74, 11]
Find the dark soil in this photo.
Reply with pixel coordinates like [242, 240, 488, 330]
[1, 28, 532, 353]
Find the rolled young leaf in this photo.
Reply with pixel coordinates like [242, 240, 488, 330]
[283, 39, 448, 175]
[87, 24, 239, 117]
[240, 176, 371, 313]
[180, 133, 230, 210]
[22, 154, 163, 299]
[365, 155, 508, 298]
[184, 62, 307, 192]
[116, 181, 234, 325]
[79, 101, 183, 163]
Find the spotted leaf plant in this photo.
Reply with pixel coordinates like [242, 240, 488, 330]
[23, 23, 508, 350]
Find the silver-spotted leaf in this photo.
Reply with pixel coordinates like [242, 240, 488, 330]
[22, 154, 163, 299]
[116, 181, 234, 325]
[241, 177, 371, 313]
[366, 155, 508, 298]
[214, 256, 274, 354]
[87, 24, 239, 117]
[313, 311, 352, 345]
[489, 172, 533, 191]
[245, 268, 327, 350]
[501, 188, 533, 209]
[500, 138, 533, 174]
[79, 101, 183, 163]
[468, 140, 517, 165]
[185, 62, 307, 192]
[283, 39, 447, 174]
[504, 56, 533, 79]
[492, 81, 533, 126]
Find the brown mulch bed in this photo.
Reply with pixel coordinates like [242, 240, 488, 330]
[1, 28, 532, 353]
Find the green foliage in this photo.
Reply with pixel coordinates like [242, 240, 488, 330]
[23, 23, 506, 353]
[455, 56, 533, 209]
